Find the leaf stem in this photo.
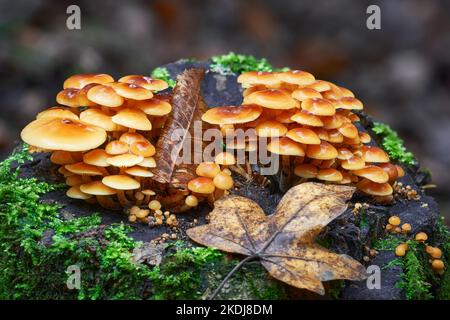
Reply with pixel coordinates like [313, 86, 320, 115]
[209, 255, 256, 300]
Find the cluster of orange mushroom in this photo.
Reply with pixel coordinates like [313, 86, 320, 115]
[21, 73, 174, 212]
[200, 70, 405, 201]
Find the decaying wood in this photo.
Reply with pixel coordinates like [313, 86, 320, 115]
[186, 182, 366, 297]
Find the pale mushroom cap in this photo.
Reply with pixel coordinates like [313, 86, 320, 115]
[361, 146, 390, 163]
[291, 88, 322, 101]
[63, 73, 114, 89]
[65, 162, 105, 176]
[83, 149, 110, 167]
[255, 120, 288, 137]
[286, 127, 320, 145]
[142, 189, 156, 196]
[196, 162, 221, 178]
[50, 150, 77, 165]
[336, 97, 363, 110]
[276, 70, 315, 85]
[56, 88, 80, 107]
[37, 107, 79, 121]
[107, 154, 144, 167]
[244, 89, 299, 110]
[290, 111, 323, 127]
[317, 168, 343, 182]
[109, 82, 153, 100]
[339, 87, 355, 98]
[130, 140, 156, 157]
[359, 132, 371, 144]
[301, 98, 335, 116]
[268, 137, 305, 156]
[79, 108, 117, 131]
[357, 179, 393, 196]
[119, 132, 146, 145]
[102, 175, 140, 190]
[118, 75, 169, 91]
[66, 186, 92, 199]
[187, 177, 216, 194]
[306, 80, 332, 92]
[202, 104, 263, 125]
[87, 85, 124, 108]
[352, 165, 389, 183]
[306, 141, 338, 160]
[80, 181, 117, 195]
[338, 123, 358, 139]
[21, 118, 106, 152]
[125, 166, 154, 177]
[294, 164, 318, 178]
[135, 98, 172, 116]
[214, 152, 236, 165]
[138, 157, 156, 168]
[105, 140, 129, 155]
[112, 108, 152, 130]
[213, 172, 234, 190]
[337, 148, 353, 160]
[237, 71, 281, 87]
[341, 156, 366, 170]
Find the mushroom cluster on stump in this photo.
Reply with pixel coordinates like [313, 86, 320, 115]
[21, 74, 174, 216]
[201, 70, 405, 201]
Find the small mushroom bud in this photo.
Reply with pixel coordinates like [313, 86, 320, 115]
[388, 216, 401, 227]
[430, 247, 442, 259]
[395, 244, 407, 257]
[149, 200, 162, 211]
[213, 172, 234, 190]
[394, 227, 402, 233]
[196, 162, 221, 178]
[128, 215, 137, 223]
[222, 168, 232, 176]
[136, 209, 150, 219]
[185, 195, 199, 207]
[188, 177, 216, 194]
[415, 232, 428, 242]
[401, 223, 411, 233]
[426, 245, 435, 255]
[431, 259, 445, 271]
[386, 224, 394, 232]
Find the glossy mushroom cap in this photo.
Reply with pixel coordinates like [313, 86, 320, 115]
[105, 140, 129, 155]
[276, 70, 315, 85]
[102, 175, 140, 190]
[138, 157, 157, 168]
[306, 141, 338, 160]
[125, 166, 154, 177]
[130, 140, 156, 157]
[109, 82, 153, 100]
[291, 88, 322, 101]
[65, 162, 105, 176]
[119, 132, 146, 145]
[187, 177, 215, 194]
[202, 105, 263, 125]
[268, 137, 305, 156]
[341, 156, 365, 170]
[335, 97, 363, 110]
[317, 168, 343, 182]
[37, 107, 79, 121]
[118, 75, 168, 91]
[294, 164, 318, 179]
[112, 108, 152, 131]
[286, 127, 320, 145]
[106, 154, 144, 167]
[301, 98, 335, 116]
[80, 181, 117, 195]
[56, 88, 80, 107]
[196, 162, 221, 178]
[83, 149, 110, 167]
[213, 172, 234, 190]
[255, 121, 288, 137]
[290, 111, 323, 127]
[21, 118, 106, 152]
[66, 186, 92, 199]
[357, 179, 393, 196]
[87, 85, 124, 107]
[352, 165, 389, 183]
[135, 98, 172, 116]
[361, 146, 390, 163]
[214, 152, 236, 165]
[237, 71, 281, 87]
[244, 89, 298, 110]
[79, 108, 117, 131]
[63, 73, 114, 89]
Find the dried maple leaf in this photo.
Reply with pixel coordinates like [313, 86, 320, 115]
[186, 182, 366, 298]
[151, 68, 211, 188]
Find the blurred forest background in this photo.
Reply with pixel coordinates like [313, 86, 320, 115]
[1, 0, 450, 217]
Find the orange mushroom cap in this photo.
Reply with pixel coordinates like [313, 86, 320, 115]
[361, 146, 390, 163]
[294, 164, 318, 179]
[87, 85, 124, 108]
[301, 98, 335, 116]
[244, 89, 299, 110]
[135, 98, 172, 116]
[79, 108, 117, 131]
[63, 73, 114, 89]
[202, 104, 263, 125]
[306, 141, 338, 160]
[352, 166, 389, 183]
[112, 108, 152, 131]
[317, 168, 343, 182]
[118, 75, 168, 91]
[102, 175, 140, 190]
[286, 127, 320, 145]
[187, 177, 216, 194]
[290, 111, 323, 127]
[357, 179, 393, 196]
[277, 70, 315, 86]
[255, 120, 288, 137]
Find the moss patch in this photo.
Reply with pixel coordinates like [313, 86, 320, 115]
[371, 122, 415, 166]
[210, 52, 289, 75]
[151, 67, 176, 88]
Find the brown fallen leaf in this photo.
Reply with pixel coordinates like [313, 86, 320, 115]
[151, 68, 211, 188]
[186, 182, 366, 298]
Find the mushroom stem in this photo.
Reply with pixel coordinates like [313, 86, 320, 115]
[116, 190, 131, 207]
[81, 175, 92, 183]
[279, 155, 293, 192]
[96, 195, 120, 210]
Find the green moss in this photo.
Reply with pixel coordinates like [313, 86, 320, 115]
[373, 234, 403, 251]
[150, 67, 176, 88]
[210, 52, 274, 75]
[328, 280, 345, 299]
[371, 122, 415, 166]
[397, 241, 433, 300]
[435, 217, 450, 299]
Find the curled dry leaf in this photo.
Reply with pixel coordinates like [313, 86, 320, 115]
[186, 182, 366, 297]
[151, 68, 211, 188]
